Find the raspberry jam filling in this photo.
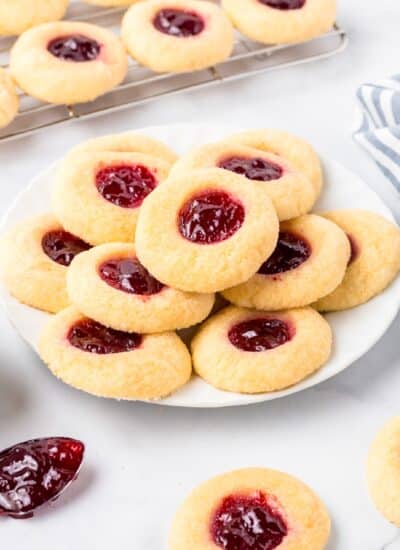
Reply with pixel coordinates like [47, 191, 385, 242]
[178, 190, 245, 244]
[153, 8, 205, 37]
[211, 492, 288, 550]
[47, 34, 101, 62]
[0, 437, 84, 519]
[258, 0, 306, 10]
[68, 319, 142, 354]
[228, 318, 292, 352]
[258, 231, 311, 275]
[347, 234, 359, 265]
[95, 164, 157, 208]
[42, 230, 91, 267]
[99, 257, 164, 296]
[218, 156, 283, 182]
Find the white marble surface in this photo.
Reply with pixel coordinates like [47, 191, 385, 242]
[1, 0, 400, 548]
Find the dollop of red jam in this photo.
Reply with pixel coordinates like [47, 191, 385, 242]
[178, 190, 245, 244]
[95, 164, 157, 209]
[68, 319, 142, 354]
[0, 437, 84, 519]
[347, 234, 359, 265]
[211, 492, 288, 550]
[258, 0, 306, 9]
[218, 156, 283, 182]
[258, 232, 311, 275]
[99, 257, 164, 296]
[153, 8, 205, 37]
[42, 230, 91, 267]
[47, 34, 101, 62]
[228, 318, 292, 352]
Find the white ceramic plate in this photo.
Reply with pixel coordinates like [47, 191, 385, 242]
[1, 124, 399, 408]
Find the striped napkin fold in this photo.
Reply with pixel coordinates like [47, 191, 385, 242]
[354, 74, 400, 192]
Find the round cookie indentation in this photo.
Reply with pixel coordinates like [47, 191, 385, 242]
[153, 8, 205, 37]
[211, 491, 288, 549]
[259, 0, 306, 9]
[99, 257, 164, 296]
[228, 317, 293, 352]
[218, 155, 284, 182]
[258, 231, 311, 275]
[178, 190, 245, 245]
[47, 34, 101, 62]
[68, 318, 142, 354]
[347, 233, 359, 265]
[95, 163, 157, 209]
[42, 230, 91, 267]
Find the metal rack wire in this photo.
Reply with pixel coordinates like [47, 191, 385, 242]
[0, 3, 348, 143]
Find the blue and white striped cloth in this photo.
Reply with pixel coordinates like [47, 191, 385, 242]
[354, 74, 400, 192]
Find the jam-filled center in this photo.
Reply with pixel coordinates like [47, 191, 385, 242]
[219, 156, 284, 182]
[228, 318, 292, 352]
[42, 230, 91, 267]
[178, 190, 245, 244]
[258, 0, 306, 10]
[347, 234, 359, 265]
[211, 492, 288, 550]
[68, 319, 142, 354]
[47, 34, 101, 62]
[258, 231, 311, 275]
[99, 257, 165, 296]
[153, 8, 205, 37]
[95, 164, 157, 209]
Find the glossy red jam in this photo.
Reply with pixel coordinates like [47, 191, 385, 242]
[211, 492, 288, 550]
[218, 156, 283, 182]
[228, 318, 292, 352]
[68, 319, 142, 354]
[0, 437, 84, 519]
[99, 257, 164, 296]
[258, 232, 311, 275]
[95, 164, 157, 209]
[47, 34, 101, 62]
[153, 8, 205, 37]
[42, 230, 91, 267]
[178, 190, 245, 244]
[347, 234, 359, 265]
[258, 0, 306, 9]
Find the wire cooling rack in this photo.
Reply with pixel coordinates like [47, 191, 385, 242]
[0, 2, 348, 143]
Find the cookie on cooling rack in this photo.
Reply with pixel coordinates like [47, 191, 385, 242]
[0, 0, 68, 36]
[38, 306, 192, 400]
[136, 168, 279, 293]
[367, 416, 400, 527]
[121, 0, 234, 73]
[191, 305, 332, 393]
[314, 209, 400, 311]
[170, 467, 331, 550]
[53, 150, 173, 245]
[222, 0, 336, 45]
[0, 69, 19, 129]
[67, 242, 215, 333]
[170, 141, 317, 220]
[222, 214, 350, 310]
[0, 214, 90, 313]
[10, 21, 128, 105]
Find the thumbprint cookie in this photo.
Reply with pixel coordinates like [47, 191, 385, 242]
[121, 0, 234, 73]
[169, 467, 331, 550]
[0, 69, 19, 129]
[0, 214, 90, 313]
[222, 214, 350, 310]
[221, 0, 336, 45]
[38, 306, 192, 400]
[224, 129, 323, 196]
[170, 141, 317, 220]
[367, 417, 400, 527]
[67, 243, 215, 333]
[135, 168, 279, 293]
[53, 151, 173, 245]
[314, 210, 400, 311]
[191, 305, 332, 393]
[10, 21, 128, 105]
[0, 0, 68, 36]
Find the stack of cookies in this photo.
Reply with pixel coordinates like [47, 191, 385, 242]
[1, 128, 399, 401]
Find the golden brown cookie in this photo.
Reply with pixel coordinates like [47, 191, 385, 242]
[0, 69, 19, 129]
[0, 0, 68, 36]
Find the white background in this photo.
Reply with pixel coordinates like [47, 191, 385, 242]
[1, 0, 400, 548]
